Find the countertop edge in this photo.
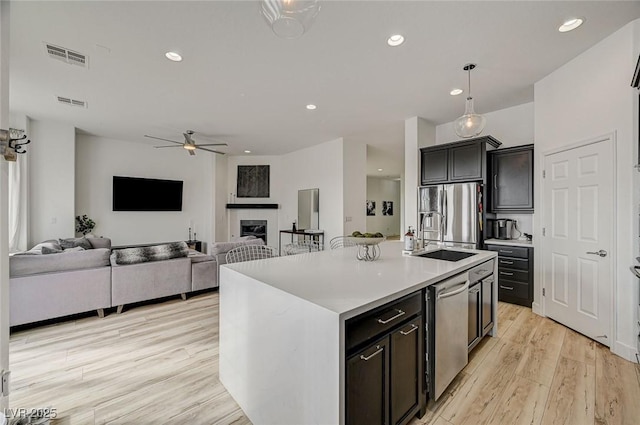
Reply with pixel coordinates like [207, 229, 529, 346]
[484, 239, 533, 248]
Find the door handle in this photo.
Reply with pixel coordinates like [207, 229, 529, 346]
[377, 309, 405, 324]
[360, 345, 384, 361]
[400, 324, 419, 336]
[437, 282, 469, 299]
[586, 249, 607, 258]
[493, 174, 498, 190]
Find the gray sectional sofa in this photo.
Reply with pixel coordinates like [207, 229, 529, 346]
[8, 236, 265, 326]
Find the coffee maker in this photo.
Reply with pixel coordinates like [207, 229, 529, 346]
[493, 219, 514, 240]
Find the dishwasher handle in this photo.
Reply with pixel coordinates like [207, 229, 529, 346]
[437, 281, 469, 300]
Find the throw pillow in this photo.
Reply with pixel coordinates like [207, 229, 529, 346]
[41, 246, 63, 254]
[14, 240, 63, 255]
[63, 246, 86, 253]
[59, 237, 92, 250]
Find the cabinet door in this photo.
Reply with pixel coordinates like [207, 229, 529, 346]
[491, 147, 533, 212]
[481, 277, 494, 334]
[449, 143, 483, 181]
[421, 148, 449, 184]
[347, 338, 389, 425]
[390, 317, 422, 425]
[468, 283, 481, 349]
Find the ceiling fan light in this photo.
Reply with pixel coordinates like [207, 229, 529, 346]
[184, 144, 196, 150]
[261, 0, 321, 39]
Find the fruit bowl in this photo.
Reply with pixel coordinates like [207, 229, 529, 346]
[347, 236, 386, 245]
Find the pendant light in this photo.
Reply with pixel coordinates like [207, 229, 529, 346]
[261, 0, 321, 39]
[454, 63, 486, 138]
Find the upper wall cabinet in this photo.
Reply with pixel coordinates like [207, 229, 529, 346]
[488, 144, 534, 213]
[420, 136, 501, 185]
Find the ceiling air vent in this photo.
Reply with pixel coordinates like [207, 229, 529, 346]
[45, 43, 88, 68]
[56, 96, 87, 108]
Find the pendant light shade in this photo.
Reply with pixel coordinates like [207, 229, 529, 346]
[261, 0, 321, 39]
[454, 63, 486, 138]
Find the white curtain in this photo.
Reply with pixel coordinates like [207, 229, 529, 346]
[8, 153, 27, 252]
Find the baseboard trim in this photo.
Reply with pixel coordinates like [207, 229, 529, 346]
[532, 302, 542, 316]
[612, 341, 638, 362]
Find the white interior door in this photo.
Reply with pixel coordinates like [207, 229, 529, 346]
[543, 137, 613, 346]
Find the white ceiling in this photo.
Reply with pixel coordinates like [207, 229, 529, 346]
[9, 1, 640, 177]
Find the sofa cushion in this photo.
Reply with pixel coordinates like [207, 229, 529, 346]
[13, 240, 62, 255]
[59, 237, 93, 250]
[110, 242, 189, 266]
[41, 246, 63, 254]
[88, 237, 112, 250]
[210, 238, 265, 256]
[10, 248, 111, 277]
[188, 249, 215, 264]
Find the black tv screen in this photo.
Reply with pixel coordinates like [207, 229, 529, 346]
[113, 176, 183, 211]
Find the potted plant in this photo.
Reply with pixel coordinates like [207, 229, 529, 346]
[75, 214, 96, 237]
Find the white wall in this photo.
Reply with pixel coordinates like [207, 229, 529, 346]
[366, 177, 401, 236]
[436, 102, 534, 148]
[404, 117, 436, 237]
[226, 155, 282, 246]
[75, 134, 215, 248]
[535, 20, 638, 360]
[28, 119, 75, 245]
[214, 154, 228, 242]
[343, 140, 367, 236]
[280, 138, 344, 241]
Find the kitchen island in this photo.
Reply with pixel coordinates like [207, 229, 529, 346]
[219, 241, 497, 425]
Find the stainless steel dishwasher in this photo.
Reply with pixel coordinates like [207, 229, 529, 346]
[427, 271, 469, 400]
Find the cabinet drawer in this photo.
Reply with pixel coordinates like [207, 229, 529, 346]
[498, 280, 529, 299]
[346, 292, 422, 352]
[487, 245, 528, 259]
[497, 257, 528, 270]
[497, 268, 529, 283]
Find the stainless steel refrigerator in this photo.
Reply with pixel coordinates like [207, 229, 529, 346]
[418, 183, 481, 248]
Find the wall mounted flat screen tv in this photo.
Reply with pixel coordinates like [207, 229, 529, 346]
[113, 176, 183, 211]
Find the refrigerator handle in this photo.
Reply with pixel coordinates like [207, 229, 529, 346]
[442, 188, 447, 238]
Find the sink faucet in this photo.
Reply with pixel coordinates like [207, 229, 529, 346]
[421, 212, 444, 243]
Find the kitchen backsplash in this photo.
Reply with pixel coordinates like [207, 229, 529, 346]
[495, 213, 534, 239]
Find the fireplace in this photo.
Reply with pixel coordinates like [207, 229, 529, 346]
[240, 220, 267, 244]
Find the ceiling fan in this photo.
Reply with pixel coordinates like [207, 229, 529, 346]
[144, 130, 227, 156]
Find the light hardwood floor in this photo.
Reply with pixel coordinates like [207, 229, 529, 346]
[8, 292, 640, 425]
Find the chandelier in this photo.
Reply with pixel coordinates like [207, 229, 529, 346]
[261, 0, 321, 39]
[453, 63, 486, 138]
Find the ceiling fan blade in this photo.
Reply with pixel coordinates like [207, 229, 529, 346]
[188, 150, 196, 156]
[144, 135, 183, 145]
[194, 143, 228, 147]
[154, 145, 184, 148]
[195, 146, 226, 155]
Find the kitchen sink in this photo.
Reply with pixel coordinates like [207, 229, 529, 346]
[418, 249, 476, 262]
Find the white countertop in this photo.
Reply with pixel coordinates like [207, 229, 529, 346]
[484, 238, 533, 248]
[223, 241, 496, 319]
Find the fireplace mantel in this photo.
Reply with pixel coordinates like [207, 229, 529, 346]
[226, 204, 278, 209]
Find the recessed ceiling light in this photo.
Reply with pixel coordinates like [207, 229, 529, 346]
[559, 18, 584, 33]
[306, 104, 317, 110]
[244, 150, 251, 154]
[450, 88, 463, 96]
[387, 34, 405, 47]
[165, 51, 182, 62]
[378, 168, 383, 172]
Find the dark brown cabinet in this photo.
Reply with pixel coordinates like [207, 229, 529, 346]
[420, 148, 448, 184]
[488, 145, 534, 213]
[346, 292, 424, 425]
[449, 142, 483, 182]
[420, 136, 501, 185]
[347, 338, 389, 425]
[468, 276, 494, 352]
[487, 244, 534, 307]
